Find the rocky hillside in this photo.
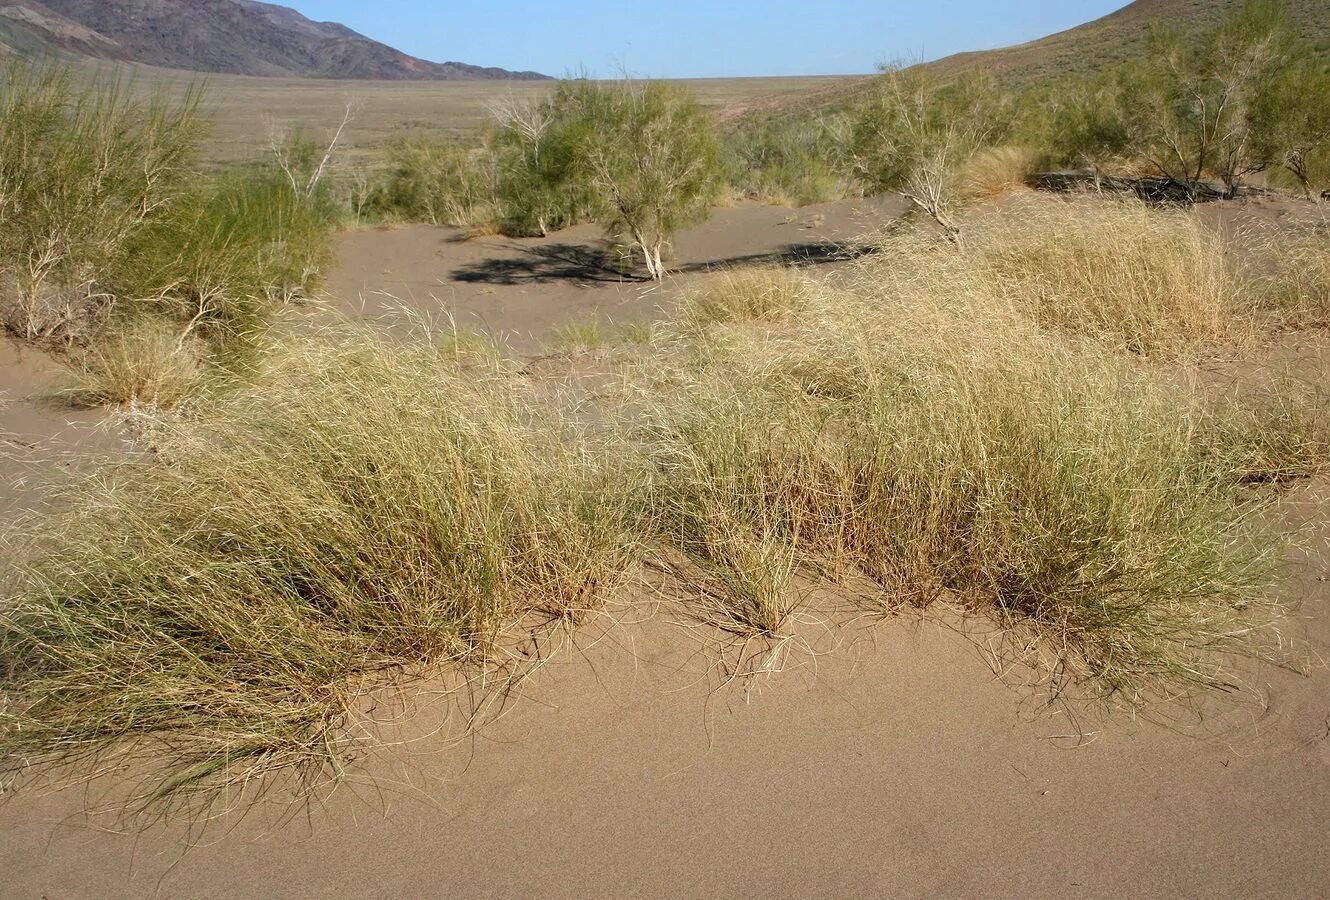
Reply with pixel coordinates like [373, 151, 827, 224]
[0, 0, 548, 80]
[924, 0, 1330, 83]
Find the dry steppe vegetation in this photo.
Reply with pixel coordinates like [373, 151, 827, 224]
[2, 0, 1330, 807]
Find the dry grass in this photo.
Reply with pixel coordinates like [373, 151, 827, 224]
[57, 319, 207, 408]
[551, 320, 609, 355]
[967, 196, 1243, 354]
[0, 333, 639, 801]
[641, 222, 1285, 688]
[4, 195, 1322, 804]
[959, 146, 1041, 203]
[679, 265, 810, 329]
[1243, 214, 1330, 328]
[1207, 366, 1330, 484]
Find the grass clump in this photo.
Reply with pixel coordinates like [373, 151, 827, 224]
[366, 134, 500, 230]
[648, 395, 806, 634]
[958, 146, 1042, 203]
[644, 237, 1282, 690]
[0, 335, 637, 799]
[1243, 215, 1330, 328]
[968, 196, 1243, 353]
[58, 318, 207, 409]
[1207, 369, 1330, 484]
[680, 266, 811, 329]
[551, 319, 608, 354]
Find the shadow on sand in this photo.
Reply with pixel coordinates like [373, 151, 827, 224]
[451, 239, 878, 286]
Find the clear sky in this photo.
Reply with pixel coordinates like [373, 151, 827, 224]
[279, 1, 1130, 79]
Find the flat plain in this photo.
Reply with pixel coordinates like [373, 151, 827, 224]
[119, 67, 863, 163]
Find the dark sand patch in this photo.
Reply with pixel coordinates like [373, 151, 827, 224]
[325, 198, 900, 350]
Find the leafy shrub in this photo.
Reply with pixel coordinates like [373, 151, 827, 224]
[849, 67, 1008, 242]
[0, 65, 201, 340]
[0, 64, 339, 373]
[491, 87, 603, 237]
[494, 79, 724, 278]
[723, 114, 850, 206]
[369, 135, 500, 228]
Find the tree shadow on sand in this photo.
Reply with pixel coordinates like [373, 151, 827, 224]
[451, 239, 878, 286]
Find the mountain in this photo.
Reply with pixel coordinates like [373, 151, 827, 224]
[0, 0, 549, 80]
[923, 0, 1330, 83]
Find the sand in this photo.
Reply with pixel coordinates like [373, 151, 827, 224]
[324, 197, 898, 351]
[0, 338, 121, 523]
[1, 199, 1328, 898]
[121, 72, 865, 166]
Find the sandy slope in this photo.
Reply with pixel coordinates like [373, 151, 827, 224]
[1, 521, 1326, 897]
[1, 198, 1328, 898]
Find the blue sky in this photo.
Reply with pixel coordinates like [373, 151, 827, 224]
[281, 1, 1129, 79]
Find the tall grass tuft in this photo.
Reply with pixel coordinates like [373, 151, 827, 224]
[958, 145, 1042, 203]
[967, 196, 1243, 353]
[0, 335, 638, 799]
[1206, 368, 1330, 484]
[643, 230, 1283, 689]
[58, 317, 206, 409]
[1242, 215, 1330, 328]
[679, 266, 810, 329]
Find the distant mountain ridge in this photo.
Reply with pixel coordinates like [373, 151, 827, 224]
[0, 0, 549, 80]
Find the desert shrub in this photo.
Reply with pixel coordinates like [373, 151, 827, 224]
[0, 65, 201, 340]
[579, 80, 725, 279]
[491, 85, 603, 237]
[724, 114, 849, 207]
[0, 335, 639, 799]
[967, 196, 1242, 353]
[1253, 57, 1330, 196]
[645, 243, 1282, 689]
[1040, 73, 1140, 178]
[57, 317, 206, 409]
[495, 79, 724, 278]
[680, 266, 811, 329]
[0, 63, 338, 374]
[104, 160, 338, 370]
[139, 164, 336, 301]
[369, 134, 499, 228]
[1031, 1, 1330, 198]
[849, 67, 1008, 242]
[1129, 1, 1292, 197]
